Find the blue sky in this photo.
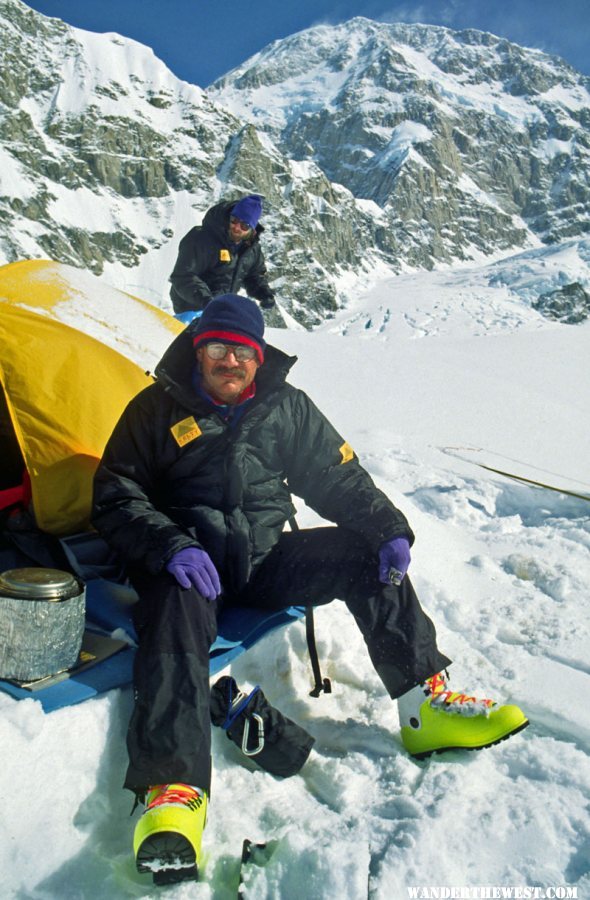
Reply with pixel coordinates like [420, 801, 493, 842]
[25, 0, 590, 86]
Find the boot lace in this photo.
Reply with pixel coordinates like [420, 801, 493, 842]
[425, 673, 496, 717]
[146, 784, 204, 812]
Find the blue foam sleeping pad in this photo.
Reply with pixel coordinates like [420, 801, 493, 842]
[0, 578, 304, 712]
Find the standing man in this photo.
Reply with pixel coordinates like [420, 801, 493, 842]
[169, 194, 276, 316]
[92, 295, 528, 883]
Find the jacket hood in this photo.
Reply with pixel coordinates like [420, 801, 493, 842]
[202, 200, 264, 245]
[154, 324, 296, 409]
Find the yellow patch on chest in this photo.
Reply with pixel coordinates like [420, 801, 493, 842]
[171, 416, 203, 447]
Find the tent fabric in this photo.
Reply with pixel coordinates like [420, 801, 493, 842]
[0, 259, 181, 535]
[0, 305, 151, 533]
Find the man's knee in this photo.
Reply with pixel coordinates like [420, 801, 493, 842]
[130, 571, 218, 649]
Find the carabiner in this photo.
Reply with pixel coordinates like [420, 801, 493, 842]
[241, 713, 265, 756]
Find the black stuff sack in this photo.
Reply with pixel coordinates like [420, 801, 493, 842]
[210, 676, 315, 778]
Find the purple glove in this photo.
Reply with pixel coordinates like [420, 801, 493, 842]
[378, 537, 411, 586]
[166, 547, 221, 601]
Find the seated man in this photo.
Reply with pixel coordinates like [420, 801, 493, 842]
[92, 295, 528, 883]
[169, 194, 275, 315]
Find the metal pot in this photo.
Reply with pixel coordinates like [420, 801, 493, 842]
[0, 567, 85, 682]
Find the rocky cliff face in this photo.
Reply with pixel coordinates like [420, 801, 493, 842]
[1, 2, 589, 326]
[210, 18, 590, 270]
[0, 1, 225, 278]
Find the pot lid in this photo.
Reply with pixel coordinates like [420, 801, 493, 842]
[0, 568, 80, 600]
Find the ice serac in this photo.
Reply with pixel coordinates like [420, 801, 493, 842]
[1, 2, 589, 325]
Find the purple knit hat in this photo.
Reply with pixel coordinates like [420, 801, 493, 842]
[231, 195, 263, 230]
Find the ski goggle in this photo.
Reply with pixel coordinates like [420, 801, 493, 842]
[204, 342, 257, 362]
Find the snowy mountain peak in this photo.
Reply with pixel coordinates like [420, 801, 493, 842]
[212, 15, 588, 111]
[209, 16, 590, 263]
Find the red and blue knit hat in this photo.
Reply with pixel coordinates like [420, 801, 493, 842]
[192, 294, 266, 364]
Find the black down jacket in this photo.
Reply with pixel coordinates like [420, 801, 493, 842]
[169, 200, 273, 314]
[92, 328, 414, 593]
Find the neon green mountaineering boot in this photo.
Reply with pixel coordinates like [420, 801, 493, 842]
[134, 783, 207, 885]
[398, 672, 528, 759]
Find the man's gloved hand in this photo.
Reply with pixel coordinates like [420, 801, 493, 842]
[378, 537, 411, 586]
[166, 547, 221, 600]
[258, 289, 276, 309]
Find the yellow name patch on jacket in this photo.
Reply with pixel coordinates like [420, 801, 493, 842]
[339, 441, 355, 464]
[219, 249, 231, 263]
[171, 416, 202, 447]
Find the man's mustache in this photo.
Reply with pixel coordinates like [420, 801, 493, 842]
[211, 365, 246, 379]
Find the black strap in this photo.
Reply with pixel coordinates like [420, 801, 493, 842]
[305, 607, 332, 698]
[289, 516, 332, 698]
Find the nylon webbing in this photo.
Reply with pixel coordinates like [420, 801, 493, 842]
[288, 516, 331, 698]
[305, 607, 332, 698]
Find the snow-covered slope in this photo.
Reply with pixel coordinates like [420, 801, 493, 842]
[1, 256, 589, 897]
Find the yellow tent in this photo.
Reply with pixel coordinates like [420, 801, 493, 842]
[0, 259, 182, 535]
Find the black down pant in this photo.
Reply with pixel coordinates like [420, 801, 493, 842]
[124, 527, 451, 794]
